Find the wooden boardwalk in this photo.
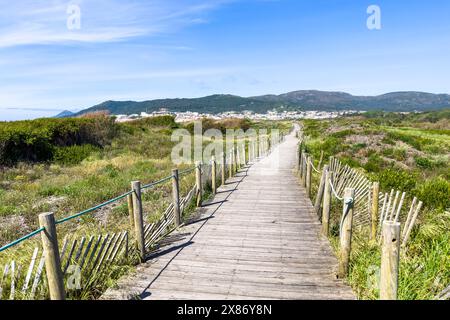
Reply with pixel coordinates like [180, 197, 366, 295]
[102, 132, 355, 300]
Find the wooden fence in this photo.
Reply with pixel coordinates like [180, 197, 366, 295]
[296, 129, 430, 300]
[0, 132, 284, 300]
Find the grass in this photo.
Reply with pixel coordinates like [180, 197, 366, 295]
[302, 111, 450, 300]
[0, 116, 290, 300]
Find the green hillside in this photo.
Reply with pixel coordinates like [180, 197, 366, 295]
[73, 91, 450, 116]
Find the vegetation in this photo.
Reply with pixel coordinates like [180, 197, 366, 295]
[77, 92, 450, 117]
[0, 114, 289, 300]
[0, 112, 117, 165]
[302, 109, 450, 300]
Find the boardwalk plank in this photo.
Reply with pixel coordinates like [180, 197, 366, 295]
[102, 131, 355, 300]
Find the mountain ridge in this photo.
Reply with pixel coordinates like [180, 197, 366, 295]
[70, 90, 450, 116]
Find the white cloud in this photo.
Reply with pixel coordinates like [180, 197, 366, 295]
[0, 0, 230, 48]
[0, 26, 147, 47]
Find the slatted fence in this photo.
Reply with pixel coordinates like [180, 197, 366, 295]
[296, 128, 427, 300]
[0, 131, 283, 300]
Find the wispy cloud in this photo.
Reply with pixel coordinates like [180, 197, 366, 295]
[0, 0, 230, 48]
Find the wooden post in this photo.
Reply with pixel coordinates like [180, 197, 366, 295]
[318, 150, 324, 170]
[298, 148, 303, 176]
[38, 212, 65, 300]
[230, 147, 235, 174]
[196, 162, 202, 207]
[380, 221, 401, 300]
[228, 152, 233, 179]
[172, 169, 181, 227]
[371, 182, 380, 240]
[322, 170, 332, 236]
[235, 146, 239, 170]
[306, 156, 312, 197]
[338, 188, 355, 278]
[302, 153, 307, 187]
[300, 152, 304, 180]
[221, 153, 226, 186]
[236, 146, 241, 170]
[242, 144, 246, 165]
[131, 181, 146, 262]
[259, 138, 262, 158]
[314, 165, 328, 218]
[127, 193, 134, 229]
[211, 156, 217, 194]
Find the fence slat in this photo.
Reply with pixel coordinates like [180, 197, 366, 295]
[30, 253, 45, 300]
[79, 236, 95, 270]
[22, 247, 39, 293]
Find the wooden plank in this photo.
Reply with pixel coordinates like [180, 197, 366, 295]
[22, 247, 39, 293]
[30, 253, 45, 299]
[79, 236, 95, 269]
[9, 261, 15, 300]
[75, 237, 86, 263]
[94, 233, 117, 273]
[110, 232, 128, 262]
[102, 130, 355, 301]
[63, 239, 77, 274]
[85, 235, 102, 270]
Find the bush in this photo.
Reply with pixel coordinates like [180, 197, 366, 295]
[377, 168, 418, 192]
[53, 144, 100, 165]
[393, 148, 407, 161]
[416, 177, 450, 210]
[184, 118, 251, 134]
[386, 131, 433, 151]
[128, 115, 177, 129]
[364, 154, 384, 173]
[351, 143, 367, 152]
[331, 129, 355, 138]
[0, 116, 117, 165]
[415, 156, 433, 169]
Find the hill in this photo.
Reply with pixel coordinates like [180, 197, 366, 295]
[54, 110, 75, 118]
[73, 91, 450, 116]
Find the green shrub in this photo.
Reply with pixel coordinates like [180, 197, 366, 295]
[331, 129, 355, 138]
[340, 156, 361, 168]
[377, 168, 417, 192]
[381, 147, 406, 161]
[386, 131, 433, 151]
[0, 205, 18, 216]
[381, 136, 395, 145]
[184, 118, 252, 134]
[53, 144, 100, 165]
[128, 115, 178, 129]
[416, 177, 450, 210]
[351, 143, 367, 152]
[302, 120, 330, 138]
[382, 148, 394, 157]
[101, 164, 119, 178]
[0, 116, 117, 165]
[415, 156, 433, 169]
[364, 154, 384, 173]
[38, 185, 64, 197]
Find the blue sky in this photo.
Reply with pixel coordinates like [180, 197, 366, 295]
[1, 0, 450, 120]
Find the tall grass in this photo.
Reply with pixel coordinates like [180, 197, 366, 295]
[302, 114, 450, 300]
[0, 117, 290, 299]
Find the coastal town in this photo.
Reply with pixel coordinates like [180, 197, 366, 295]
[114, 109, 363, 123]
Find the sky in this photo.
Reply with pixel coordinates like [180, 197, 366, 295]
[0, 0, 450, 120]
